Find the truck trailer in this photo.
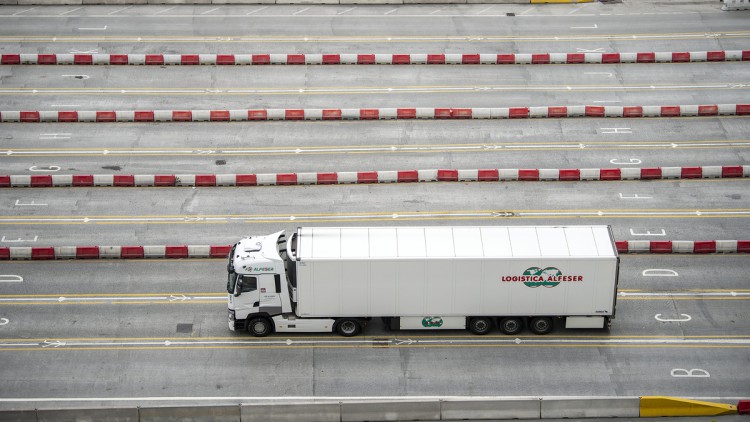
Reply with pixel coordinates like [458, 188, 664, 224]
[227, 225, 619, 337]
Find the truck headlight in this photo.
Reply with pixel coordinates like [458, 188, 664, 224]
[228, 310, 235, 322]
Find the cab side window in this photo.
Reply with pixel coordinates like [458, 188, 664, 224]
[241, 276, 258, 293]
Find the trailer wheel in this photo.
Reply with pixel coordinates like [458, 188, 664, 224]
[499, 317, 524, 335]
[529, 317, 553, 335]
[468, 317, 493, 335]
[247, 317, 272, 337]
[336, 318, 361, 337]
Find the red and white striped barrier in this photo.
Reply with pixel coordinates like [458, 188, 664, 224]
[2, 241, 748, 260]
[2, 166, 748, 187]
[2, 104, 749, 123]
[2, 51, 749, 66]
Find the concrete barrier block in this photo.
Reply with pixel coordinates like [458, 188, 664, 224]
[539, 169, 559, 180]
[442, 398, 541, 420]
[680, 105, 699, 116]
[529, 107, 548, 118]
[0, 410, 37, 421]
[619, 52, 637, 63]
[56, 54, 75, 64]
[716, 240, 738, 253]
[276, 0, 338, 3]
[337, 172, 358, 183]
[416, 108, 433, 118]
[0, 0, 19, 4]
[498, 169, 518, 180]
[305, 54, 323, 64]
[672, 241, 695, 253]
[342, 109, 360, 119]
[19, 0, 80, 4]
[718, 103, 737, 115]
[341, 400, 440, 422]
[605, 106, 623, 117]
[744, 165, 750, 177]
[297, 172, 318, 185]
[199, 54, 217, 65]
[55, 246, 77, 259]
[661, 167, 682, 179]
[584, 53, 602, 64]
[620, 168, 641, 180]
[128, 54, 146, 65]
[93, 174, 114, 186]
[549, 53, 567, 63]
[39, 111, 58, 122]
[19, 54, 37, 65]
[725, 50, 743, 60]
[227, 110, 246, 121]
[139, 405, 239, 421]
[542, 397, 640, 418]
[256, 174, 277, 185]
[215, 174, 236, 186]
[10, 247, 32, 260]
[305, 109, 323, 120]
[100, 246, 122, 258]
[162, 54, 181, 65]
[375, 54, 392, 64]
[472, 108, 491, 119]
[378, 171, 398, 183]
[642, 106, 661, 117]
[37, 407, 138, 422]
[211, 0, 274, 3]
[148, 0, 211, 4]
[78, 111, 97, 122]
[654, 51, 672, 62]
[340, 54, 358, 64]
[188, 245, 210, 257]
[116, 111, 135, 122]
[143, 246, 166, 258]
[702, 166, 722, 178]
[479, 53, 496, 64]
[580, 168, 600, 180]
[379, 108, 397, 119]
[134, 175, 155, 186]
[410, 53, 427, 64]
[417, 169, 437, 182]
[266, 109, 285, 120]
[445, 54, 462, 64]
[566, 105, 585, 117]
[458, 169, 478, 181]
[490, 108, 509, 119]
[690, 51, 707, 62]
[628, 241, 651, 253]
[514, 53, 532, 64]
[270, 54, 287, 64]
[1, 111, 21, 122]
[175, 174, 196, 186]
[191, 110, 210, 121]
[10, 175, 31, 187]
[154, 110, 173, 122]
[241, 402, 340, 422]
[51, 174, 73, 186]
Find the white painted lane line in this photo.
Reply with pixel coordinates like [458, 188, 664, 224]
[50, 104, 81, 107]
[0, 318, 8, 325]
[78, 25, 107, 30]
[0, 275, 23, 283]
[475, 6, 494, 14]
[201, 7, 221, 15]
[59, 7, 84, 16]
[292, 7, 311, 15]
[154, 6, 177, 15]
[14, 199, 48, 206]
[12, 7, 38, 16]
[516, 7, 534, 15]
[429, 8, 444, 15]
[245, 6, 268, 15]
[383, 8, 398, 15]
[336, 7, 356, 15]
[106, 5, 132, 15]
[571, 23, 598, 29]
[1, 236, 38, 243]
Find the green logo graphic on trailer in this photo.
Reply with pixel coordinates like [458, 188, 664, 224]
[522, 267, 562, 288]
[422, 317, 444, 327]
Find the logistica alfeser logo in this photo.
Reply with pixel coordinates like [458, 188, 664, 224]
[501, 267, 583, 288]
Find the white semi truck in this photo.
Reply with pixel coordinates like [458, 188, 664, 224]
[227, 225, 619, 337]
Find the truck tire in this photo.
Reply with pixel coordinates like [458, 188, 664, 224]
[336, 318, 361, 337]
[529, 317, 553, 335]
[499, 317, 524, 335]
[468, 317, 493, 335]
[247, 317, 272, 337]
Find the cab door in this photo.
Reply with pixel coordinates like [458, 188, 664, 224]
[259, 274, 283, 316]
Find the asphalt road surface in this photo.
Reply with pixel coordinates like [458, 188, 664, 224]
[0, 0, 748, 411]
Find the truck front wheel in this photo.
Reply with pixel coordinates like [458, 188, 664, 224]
[468, 317, 493, 335]
[247, 317, 272, 337]
[529, 317, 553, 335]
[336, 318, 361, 337]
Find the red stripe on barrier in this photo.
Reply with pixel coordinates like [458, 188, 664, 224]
[181, 54, 199, 65]
[721, 166, 744, 178]
[285, 109, 305, 120]
[1, 54, 20, 65]
[172, 110, 192, 121]
[585, 106, 605, 117]
[145, 54, 164, 65]
[640, 168, 662, 179]
[316, 172, 338, 184]
[736, 104, 750, 115]
[548, 106, 567, 118]
[672, 52, 690, 62]
[235, 174, 257, 186]
[154, 175, 176, 186]
[650, 241, 672, 253]
[660, 106, 681, 117]
[739, 241, 750, 253]
[478, 169, 499, 181]
[427, 54, 445, 64]
[509, 107, 529, 118]
[637, 52, 655, 63]
[531, 53, 550, 64]
[392, 54, 410, 65]
[287, 54, 305, 65]
[566, 53, 584, 64]
[121, 246, 144, 259]
[706, 51, 725, 62]
[276, 173, 297, 185]
[0, 176, 11, 187]
[248, 110, 267, 121]
[437, 169, 459, 182]
[252, 54, 270, 65]
[72, 175, 94, 186]
[434, 108, 451, 119]
[31, 175, 52, 187]
[601, 53, 620, 63]
[76, 246, 99, 259]
[216, 54, 235, 65]
[451, 108, 472, 119]
[210, 245, 232, 258]
[497, 54, 515, 64]
[397, 108, 416, 119]
[680, 167, 702, 178]
[559, 169, 580, 181]
[322, 109, 342, 120]
[0, 247, 9, 260]
[615, 241, 628, 254]
[210, 110, 230, 121]
[693, 240, 716, 254]
[462, 54, 480, 64]
[96, 111, 116, 122]
[357, 54, 375, 64]
[32, 247, 55, 260]
[518, 169, 539, 181]
[623, 106, 643, 118]
[322, 54, 340, 64]
[58, 111, 78, 122]
[74, 54, 93, 65]
[737, 400, 750, 414]
[166, 245, 188, 259]
[357, 171, 378, 183]
[20, 111, 40, 122]
[38, 54, 57, 65]
[134, 111, 154, 122]
[698, 105, 718, 116]
[360, 109, 379, 120]
[397, 170, 419, 182]
[600, 168, 622, 180]
[113, 175, 135, 187]
[195, 175, 217, 186]
[110, 54, 128, 65]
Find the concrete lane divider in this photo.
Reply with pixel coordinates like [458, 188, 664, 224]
[241, 401, 341, 422]
[1, 104, 748, 123]
[639, 396, 738, 417]
[1, 165, 748, 188]
[341, 399, 441, 421]
[542, 397, 640, 418]
[0, 241, 748, 261]
[2, 50, 748, 65]
[440, 397, 542, 420]
[138, 405, 240, 422]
